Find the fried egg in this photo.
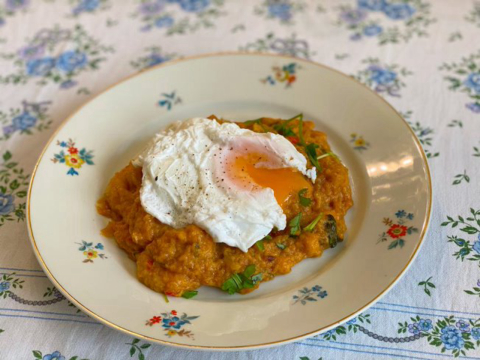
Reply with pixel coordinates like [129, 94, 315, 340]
[134, 117, 316, 252]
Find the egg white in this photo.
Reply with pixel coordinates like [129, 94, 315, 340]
[134, 117, 315, 252]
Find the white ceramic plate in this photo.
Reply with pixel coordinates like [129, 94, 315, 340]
[28, 53, 432, 350]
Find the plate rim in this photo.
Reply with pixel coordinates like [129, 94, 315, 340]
[26, 51, 433, 351]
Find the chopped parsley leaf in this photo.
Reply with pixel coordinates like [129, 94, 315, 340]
[304, 214, 323, 232]
[276, 243, 286, 250]
[289, 213, 302, 236]
[221, 264, 262, 295]
[298, 188, 312, 207]
[255, 240, 265, 251]
[181, 290, 198, 299]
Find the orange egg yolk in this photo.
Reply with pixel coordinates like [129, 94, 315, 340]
[232, 152, 312, 208]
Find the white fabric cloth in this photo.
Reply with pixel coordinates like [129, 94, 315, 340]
[1, 1, 479, 359]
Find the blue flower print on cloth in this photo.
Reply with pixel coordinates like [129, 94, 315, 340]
[473, 237, 480, 254]
[0, 194, 14, 216]
[464, 72, 480, 93]
[418, 319, 432, 331]
[130, 46, 179, 70]
[26, 58, 55, 76]
[0, 151, 29, 226]
[0, 0, 30, 27]
[254, 0, 306, 25]
[71, 0, 110, 16]
[6, 0, 30, 11]
[369, 65, 397, 85]
[440, 50, 480, 113]
[56, 51, 88, 72]
[383, 3, 416, 20]
[178, 0, 210, 13]
[456, 320, 471, 333]
[363, 24, 383, 36]
[268, 2, 292, 21]
[337, 0, 435, 45]
[0, 281, 10, 291]
[358, 0, 386, 11]
[12, 112, 36, 130]
[441, 326, 465, 350]
[354, 58, 412, 97]
[42, 351, 65, 360]
[0, 25, 114, 90]
[0, 101, 52, 140]
[339, 8, 367, 25]
[133, 0, 225, 35]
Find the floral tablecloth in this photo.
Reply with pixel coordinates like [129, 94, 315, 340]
[1, 0, 480, 359]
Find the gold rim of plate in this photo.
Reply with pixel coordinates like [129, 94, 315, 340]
[26, 52, 433, 350]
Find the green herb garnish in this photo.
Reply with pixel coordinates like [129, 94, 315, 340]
[244, 117, 263, 125]
[305, 143, 322, 172]
[181, 290, 198, 299]
[276, 243, 286, 250]
[244, 118, 268, 132]
[297, 115, 306, 146]
[162, 293, 169, 303]
[325, 214, 338, 248]
[263, 235, 272, 241]
[289, 213, 302, 236]
[251, 273, 263, 284]
[298, 188, 312, 207]
[255, 240, 265, 251]
[274, 113, 303, 137]
[273, 123, 296, 137]
[317, 151, 340, 162]
[221, 264, 262, 295]
[304, 214, 323, 232]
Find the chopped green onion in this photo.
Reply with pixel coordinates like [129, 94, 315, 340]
[298, 188, 312, 207]
[276, 243, 286, 250]
[243, 264, 256, 278]
[297, 115, 306, 146]
[244, 118, 268, 132]
[162, 293, 169, 303]
[181, 291, 198, 299]
[304, 214, 323, 232]
[305, 143, 322, 172]
[274, 113, 303, 137]
[317, 151, 340, 162]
